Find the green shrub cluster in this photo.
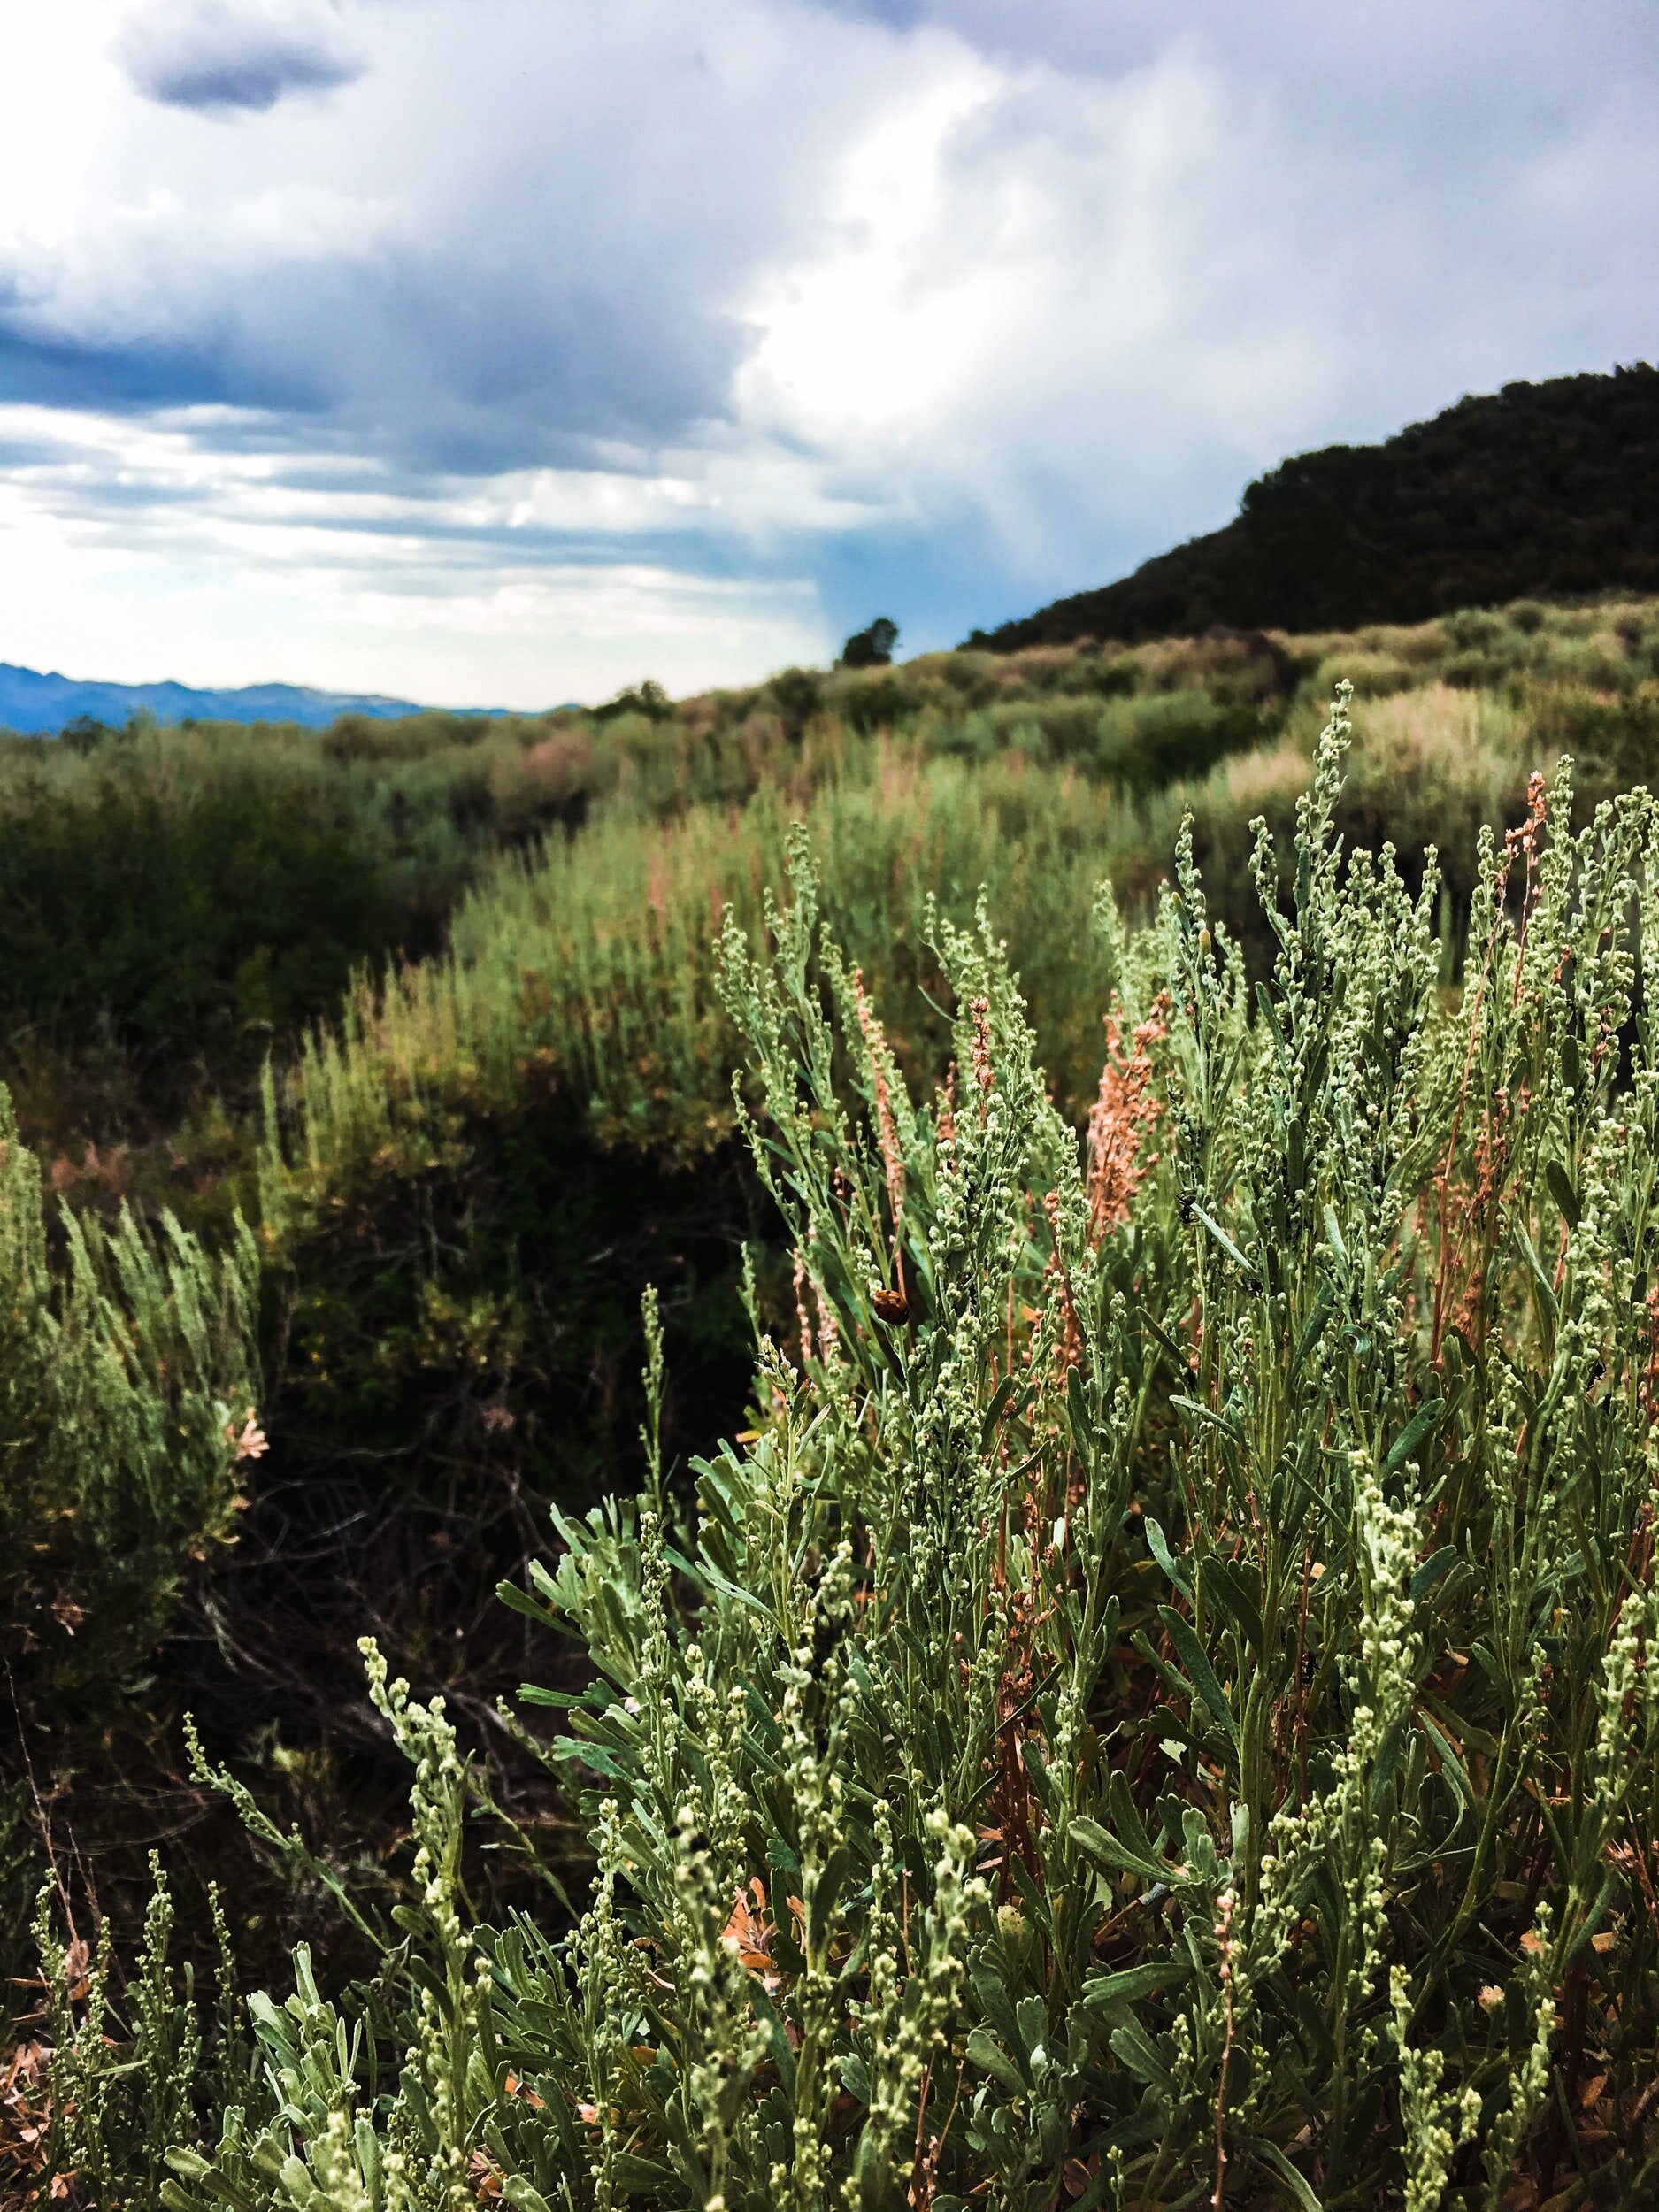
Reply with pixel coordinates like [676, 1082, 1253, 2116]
[11, 595, 1659, 2205]
[11, 588, 1659, 1165]
[0, 709, 603, 1145]
[145, 616, 1650, 1875]
[27, 693, 1659, 2208]
[0, 1085, 258, 1979]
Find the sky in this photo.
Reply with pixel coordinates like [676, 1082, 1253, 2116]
[0, 2, 1655, 706]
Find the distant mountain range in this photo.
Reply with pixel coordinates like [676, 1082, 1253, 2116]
[0, 664, 454, 735]
[973, 362, 1659, 650]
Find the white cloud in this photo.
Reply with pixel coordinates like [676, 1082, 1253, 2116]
[0, 0, 1652, 698]
[0, 400, 828, 702]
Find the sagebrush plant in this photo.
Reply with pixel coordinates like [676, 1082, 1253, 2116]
[43, 686, 1659, 2207]
[0, 1073, 259, 1747]
[0, 1080, 260, 2180]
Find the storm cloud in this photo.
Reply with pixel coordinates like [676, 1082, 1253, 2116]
[120, 0, 363, 113]
[0, 0, 1654, 703]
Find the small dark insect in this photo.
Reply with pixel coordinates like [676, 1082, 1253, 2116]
[1301, 1652, 1317, 1686]
[1177, 1191, 1197, 1225]
[1586, 1359, 1607, 1392]
[872, 1288, 910, 1325]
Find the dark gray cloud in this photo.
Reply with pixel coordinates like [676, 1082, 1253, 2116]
[120, 2, 363, 115]
[4, 8, 877, 477]
[0, 318, 234, 413]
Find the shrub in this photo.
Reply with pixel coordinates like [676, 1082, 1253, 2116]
[1311, 648, 1417, 700]
[834, 670, 910, 734]
[50, 692, 1659, 2208]
[0, 1084, 258, 1976]
[1094, 688, 1264, 791]
[765, 669, 825, 740]
[1529, 680, 1659, 808]
[0, 1087, 259, 1712]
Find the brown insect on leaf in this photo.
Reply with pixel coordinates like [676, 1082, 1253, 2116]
[872, 1288, 910, 1325]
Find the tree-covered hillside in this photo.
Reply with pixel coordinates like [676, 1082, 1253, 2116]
[974, 363, 1659, 649]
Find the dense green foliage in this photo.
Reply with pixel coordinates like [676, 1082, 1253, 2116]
[975, 365, 1659, 649]
[0, 710, 596, 1141]
[24, 689, 1659, 2207]
[840, 618, 899, 670]
[11, 584, 1659, 1164]
[0, 1085, 258, 2000]
[0, 1097, 258, 1712]
[10, 594, 1659, 2201]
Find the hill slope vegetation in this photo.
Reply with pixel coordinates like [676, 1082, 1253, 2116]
[975, 362, 1659, 649]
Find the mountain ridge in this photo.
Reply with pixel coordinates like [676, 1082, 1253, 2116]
[0, 661, 500, 734]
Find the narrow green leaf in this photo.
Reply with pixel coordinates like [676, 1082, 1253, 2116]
[965, 2026, 1026, 2096]
[979, 1371, 1018, 1451]
[1255, 980, 1293, 1072]
[1192, 1203, 1255, 1277]
[1202, 1555, 1265, 1657]
[1143, 1515, 1193, 1601]
[1246, 2139, 1325, 2211]
[1159, 1605, 1239, 1746]
[1137, 1305, 1190, 1377]
[495, 1579, 554, 1624]
[1384, 1397, 1445, 1476]
[1083, 1955, 1189, 2008]
[1546, 1158, 1581, 1228]
[1417, 1712, 1474, 1812]
[1287, 1286, 1334, 1386]
[1109, 2017, 1173, 2090]
[1170, 1394, 1245, 1447]
[806, 1845, 853, 1959]
[1066, 1361, 1094, 1463]
[841, 2052, 872, 2103]
[611, 2156, 679, 2192]
[1512, 1221, 1559, 1324]
[1069, 1816, 1173, 1889]
[1409, 1546, 1459, 1601]
[1109, 1770, 1160, 1868]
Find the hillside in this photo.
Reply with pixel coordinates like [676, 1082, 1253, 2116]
[0, 660, 440, 733]
[973, 361, 1659, 649]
